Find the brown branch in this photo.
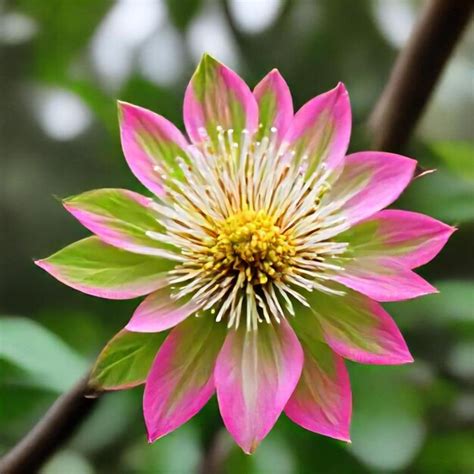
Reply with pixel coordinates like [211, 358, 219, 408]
[369, 0, 473, 152]
[0, 375, 100, 474]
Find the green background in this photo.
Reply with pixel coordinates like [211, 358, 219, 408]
[1, 0, 473, 472]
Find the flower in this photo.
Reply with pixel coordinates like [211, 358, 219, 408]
[36, 54, 454, 453]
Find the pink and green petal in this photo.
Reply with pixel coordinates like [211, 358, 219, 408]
[118, 101, 190, 196]
[214, 319, 303, 454]
[324, 152, 416, 225]
[332, 258, 437, 302]
[89, 329, 165, 391]
[338, 210, 455, 269]
[286, 310, 351, 441]
[253, 69, 293, 141]
[307, 286, 413, 365]
[183, 54, 258, 148]
[282, 83, 351, 174]
[143, 315, 225, 442]
[126, 288, 199, 333]
[63, 188, 178, 258]
[35, 237, 172, 300]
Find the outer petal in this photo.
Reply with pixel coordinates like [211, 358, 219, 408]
[183, 54, 258, 147]
[143, 315, 225, 442]
[215, 320, 303, 454]
[63, 188, 180, 259]
[337, 210, 455, 269]
[89, 329, 165, 391]
[332, 258, 437, 302]
[35, 237, 172, 299]
[253, 69, 293, 141]
[282, 82, 351, 173]
[126, 288, 199, 333]
[118, 101, 190, 196]
[324, 152, 416, 225]
[307, 285, 413, 365]
[286, 311, 351, 442]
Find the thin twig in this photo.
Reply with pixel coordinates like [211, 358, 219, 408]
[0, 375, 100, 474]
[369, 0, 473, 151]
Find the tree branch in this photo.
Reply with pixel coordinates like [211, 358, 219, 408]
[369, 0, 473, 151]
[0, 375, 100, 474]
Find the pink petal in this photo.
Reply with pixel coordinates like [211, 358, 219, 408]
[63, 188, 177, 258]
[183, 54, 258, 146]
[215, 320, 304, 454]
[253, 69, 293, 141]
[342, 210, 455, 269]
[143, 315, 226, 442]
[332, 258, 437, 302]
[285, 311, 351, 441]
[285, 351, 351, 442]
[282, 82, 351, 173]
[126, 288, 199, 333]
[118, 101, 190, 196]
[308, 286, 413, 365]
[325, 152, 416, 225]
[35, 236, 170, 300]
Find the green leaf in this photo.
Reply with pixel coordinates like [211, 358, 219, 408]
[0, 317, 87, 392]
[89, 329, 165, 390]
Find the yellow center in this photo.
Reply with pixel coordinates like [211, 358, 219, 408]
[205, 209, 295, 284]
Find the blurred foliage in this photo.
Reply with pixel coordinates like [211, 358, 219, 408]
[1, 0, 473, 472]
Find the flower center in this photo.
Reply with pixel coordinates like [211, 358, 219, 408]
[205, 209, 295, 285]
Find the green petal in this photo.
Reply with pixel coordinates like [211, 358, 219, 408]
[89, 329, 165, 391]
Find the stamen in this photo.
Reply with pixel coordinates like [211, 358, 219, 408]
[149, 127, 350, 331]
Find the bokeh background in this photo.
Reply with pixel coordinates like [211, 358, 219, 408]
[1, 0, 473, 472]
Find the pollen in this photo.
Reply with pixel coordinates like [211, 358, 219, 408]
[206, 208, 295, 285]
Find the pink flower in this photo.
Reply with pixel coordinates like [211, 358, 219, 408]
[36, 54, 454, 453]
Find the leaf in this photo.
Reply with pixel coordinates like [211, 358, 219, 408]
[89, 329, 165, 390]
[0, 317, 87, 392]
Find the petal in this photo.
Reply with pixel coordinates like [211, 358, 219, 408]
[118, 101, 190, 196]
[143, 315, 225, 442]
[324, 152, 416, 225]
[215, 320, 303, 454]
[63, 188, 179, 259]
[282, 82, 351, 173]
[35, 237, 172, 299]
[126, 288, 199, 333]
[183, 54, 258, 147]
[253, 69, 293, 141]
[338, 210, 455, 269]
[89, 329, 165, 391]
[286, 311, 351, 442]
[332, 258, 437, 302]
[307, 286, 413, 365]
